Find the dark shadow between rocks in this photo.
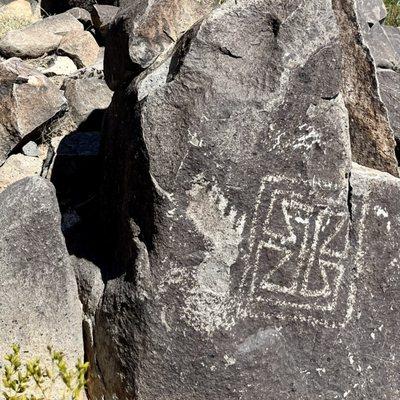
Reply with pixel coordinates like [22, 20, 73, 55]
[50, 111, 113, 281]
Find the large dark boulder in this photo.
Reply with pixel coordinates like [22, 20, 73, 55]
[0, 176, 84, 362]
[91, 0, 400, 399]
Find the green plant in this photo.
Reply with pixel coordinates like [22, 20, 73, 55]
[1, 345, 89, 400]
[0, 14, 33, 39]
[384, 0, 400, 26]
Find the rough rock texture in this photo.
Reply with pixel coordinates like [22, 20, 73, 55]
[0, 13, 83, 58]
[91, 4, 119, 37]
[0, 176, 84, 362]
[67, 6, 92, 26]
[333, 0, 398, 176]
[0, 153, 43, 191]
[378, 69, 400, 139]
[0, 58, 66, 165]
[355, 0, 387, 32]
[64, 78, 113, 128]
[105, 0, 217, 90]
[0, 0, 41, 18]
[58, 30, 100, 68]
[94, 0, 400, 398]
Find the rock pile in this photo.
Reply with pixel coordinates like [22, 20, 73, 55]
[0, 5, 113, 201]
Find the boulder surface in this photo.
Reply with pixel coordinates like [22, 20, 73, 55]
[0, 176, 84, 363]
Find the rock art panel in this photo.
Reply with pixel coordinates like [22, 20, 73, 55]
[95, 0, 400, 399]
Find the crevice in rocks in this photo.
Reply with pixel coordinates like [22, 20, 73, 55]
[394, 137, 400, 165]
[346, 171, 353, 222]
[219, 46, 242, 59]
[271, 16, 281, 37]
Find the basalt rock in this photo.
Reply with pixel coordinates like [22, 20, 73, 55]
[104, 0, 217, 90]
[0, 176, 84, 363]
[0, 58, 66, 165]
[332, 0, 398, 176]
[94, 0, 400, 398]
[0, 13, 83, 59]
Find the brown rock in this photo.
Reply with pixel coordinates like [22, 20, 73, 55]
[58, 30, 100, 68]
[0, 13, 83, 58]
[91, 4, 118, 37]
[0, 58, 66, 165]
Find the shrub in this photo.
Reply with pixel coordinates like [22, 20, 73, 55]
[384, 0, 400, 26]
[1, 345, 89, 400]
[0, 14, 33, 39]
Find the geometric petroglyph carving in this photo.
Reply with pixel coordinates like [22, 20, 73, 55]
[240, 175, 367, 328]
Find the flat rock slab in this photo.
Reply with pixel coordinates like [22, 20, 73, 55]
[0, 13, 83, 58]
[0, 176, 84, 362]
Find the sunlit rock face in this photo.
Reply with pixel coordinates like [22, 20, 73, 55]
[93, 0, 400, 399]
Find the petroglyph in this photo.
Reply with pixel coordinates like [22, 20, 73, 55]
[239, 175, 368, 328]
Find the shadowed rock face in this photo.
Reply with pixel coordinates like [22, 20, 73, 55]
[104, 0, 217, 90]
[0, 176, 84, 364]
[95, 0, 400, 398]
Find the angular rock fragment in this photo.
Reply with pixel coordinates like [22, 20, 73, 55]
[333, 0, 398, 176]
[0, 58, 66, 164]
[22, 140, 39, 157]
[91, 4, 118, 38]
[105, 0, 217, 89]
[0, 13, 83, 58]
[42, 55, 78, 76]
[64, 77, 113, 128]
[0, 153, 43, 191]
[0, 176, 84, 362]
[355, 0, 387, 32]
[67, 6, 92, 26]
[58, 30, 100, 68]
[365, 22, 400, 69]
[378, 69, 400, 139]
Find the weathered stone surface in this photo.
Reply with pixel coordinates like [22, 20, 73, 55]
[105, 0, 217, 89]
[97, 0, 379, 398]
[333, 0, 398, 176]
[91, 4, 118, 37]
[67, 6, 92, 26]
[0, 58, 66, 165]
[0, 0, 40, 18]
[0, 153, 43, 191]
[378, 69, 400, 139]
[0, 176, 84, 362]
[58, 30, 100, 68]
[0, 13, 83, 58]
[355, 0, 387, 32]
[384, 25, 400, 57]
[64, 77, 113, 128]
[42, 55, 78, 76]
[365, 22, 400, 69]
[22, 140, 39, 157]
